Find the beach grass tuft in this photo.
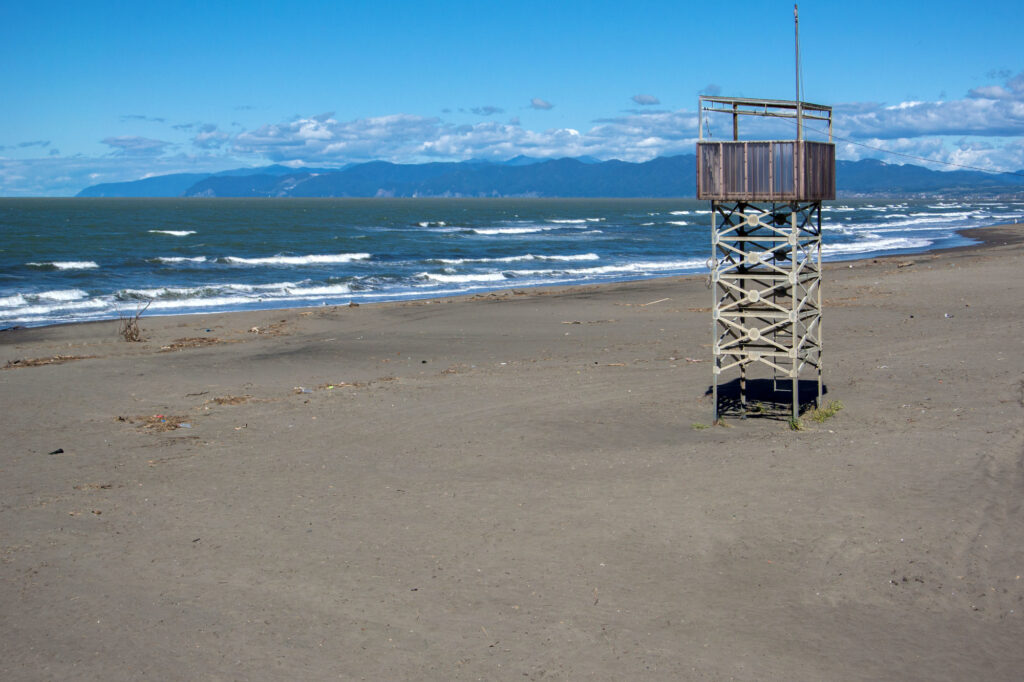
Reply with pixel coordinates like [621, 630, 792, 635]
[810, 400, 844, 423]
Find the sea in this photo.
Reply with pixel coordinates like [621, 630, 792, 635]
[2, 197, 1022, 329]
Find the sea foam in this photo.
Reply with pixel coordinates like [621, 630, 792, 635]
[223, 253, 371, 266]
[152, 256, 208, 264]
[435, 253, 600, 265]
[26, 261, 99, 270]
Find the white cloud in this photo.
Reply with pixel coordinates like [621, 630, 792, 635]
[968, 70, 1024, 101]
[632, 94, 660, 106]
[230, 110, 702, 165]
[0, 152, 247, 196]
[836, 98, 1024, 139]
[101, 136, 173, 156]
[8, 67, 1024, 196]
[470, 105, 504, 116]
[193, 124, 230, 149]
[530, 98, 554, 110]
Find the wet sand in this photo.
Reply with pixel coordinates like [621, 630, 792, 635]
[2, 225, 1023, 680]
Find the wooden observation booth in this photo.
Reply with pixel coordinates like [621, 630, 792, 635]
[697, 96, 835, 421]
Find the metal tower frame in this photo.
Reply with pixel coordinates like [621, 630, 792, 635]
[697, 96, 834, 422]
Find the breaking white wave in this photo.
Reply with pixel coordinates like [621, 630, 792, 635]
[223, 252, 371, 266]
[418, 271, 509, 284]
[471, 226, 560, 235]
[823, 237, 932, 256]
[152, 256, 208, 264]
[26, 261, 99, 270]
[283, 283, 353, 296]
[38, 289, 89, 302]
[7, 297, 112, 318]
[435, 253, 600, 265]
[0, 289, 88, 309]
[517, 259, 707, 277]
[148, 230, 196, 236]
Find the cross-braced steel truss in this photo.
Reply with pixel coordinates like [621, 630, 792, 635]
[711, 201, 822, 421]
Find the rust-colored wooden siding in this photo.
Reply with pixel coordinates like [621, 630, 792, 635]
[696, 141, 835, 201]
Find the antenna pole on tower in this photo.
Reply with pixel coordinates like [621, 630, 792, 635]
[794, 4, 802, 141]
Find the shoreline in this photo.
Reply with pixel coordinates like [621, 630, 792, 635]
[2, 221, 1019, 337]
[2, 221, 1023, 679]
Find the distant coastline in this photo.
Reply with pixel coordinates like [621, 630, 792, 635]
[75, 155, 1024, 200]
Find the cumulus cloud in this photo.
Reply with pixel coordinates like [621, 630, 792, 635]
[229, 109, 702, 165]
[12, 65, 1024, 196]
[233, 113, 443, 162]
[632, 94, 660, 106]
[967, 70, 1024, 101]
[192, 124, 230, 149]
[530, 98, 554, 110]
[471, 106, 504, 116]
[101, 136, 173, 156]
[836, 97, 1024, 140]
[821, 72, 1024, 171]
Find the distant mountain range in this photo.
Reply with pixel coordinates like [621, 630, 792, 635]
[76, 155, 1024, 199]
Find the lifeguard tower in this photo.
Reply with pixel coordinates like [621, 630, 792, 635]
[697, 96, 835, 421]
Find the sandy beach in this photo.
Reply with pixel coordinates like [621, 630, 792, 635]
[2, 225, 1023, 680]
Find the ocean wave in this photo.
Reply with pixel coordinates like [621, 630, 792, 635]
[417, 221, 447, 227]
[512, 258, 706, 277]
[434, 253, 600, 265]
[148, 230, 196, 236]
[418, 272, 509, 284]
[667, 220, 690, 226]
[142, 296, 256, 311]
[0, 289, 89, 310]
[9, 297, 112, 317]
[37, 288, 90, 302]
[26, 261, 99, 270]
[471, 221, 594, 235]
[152, 256, 208, 264]
[222, 252, 371, 266]
[850, 214, 969, 230]
[283, 283, 353, 296]
[470, 226, 561, 235]
[117, 280, 338, 300]
[823, 237, 932, 256]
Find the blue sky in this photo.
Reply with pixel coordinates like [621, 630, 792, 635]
[2, 0, 1022, 195]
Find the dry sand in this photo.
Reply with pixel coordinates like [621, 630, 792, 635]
[2, 225, 1023, 680]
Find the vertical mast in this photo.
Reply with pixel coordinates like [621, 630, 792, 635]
[794, 4, 802, 141]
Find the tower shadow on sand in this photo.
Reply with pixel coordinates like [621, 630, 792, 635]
[705, 378, 828, 420]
